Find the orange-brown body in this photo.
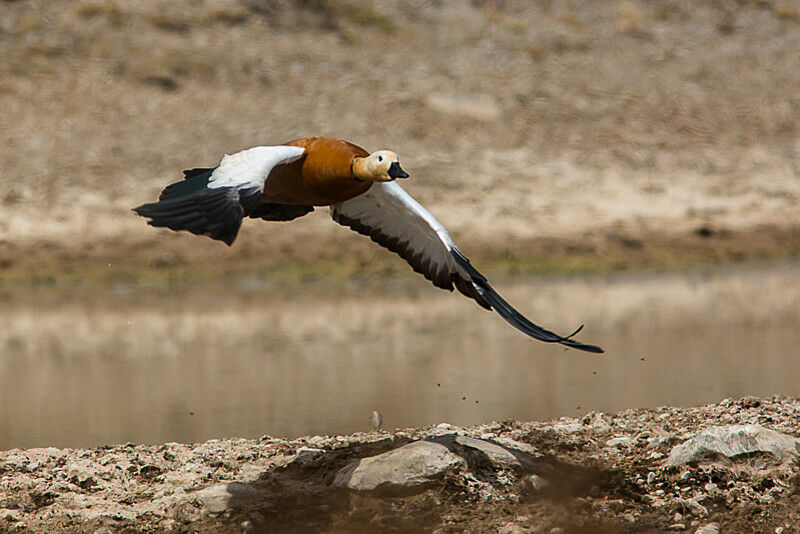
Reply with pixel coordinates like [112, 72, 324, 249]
[260, 137, 372, 206]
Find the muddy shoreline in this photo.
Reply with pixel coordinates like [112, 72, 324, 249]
[2, 397, 800, 532]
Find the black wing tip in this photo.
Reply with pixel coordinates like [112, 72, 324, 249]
[133, 186, 246, 246]
[449, 248, 604, 354]
[560, 340, 605, 354]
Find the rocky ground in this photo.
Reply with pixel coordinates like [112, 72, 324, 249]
[2, 397, 800, 533]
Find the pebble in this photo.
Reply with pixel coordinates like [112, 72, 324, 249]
[497, 525, 525, 534]
[695, 523, 720, 534]
[527, 474, 548, 492]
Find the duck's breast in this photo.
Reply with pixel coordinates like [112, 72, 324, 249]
[262, 137, 371, 205]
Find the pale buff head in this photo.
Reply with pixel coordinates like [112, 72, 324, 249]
[352, 150, 409, 182]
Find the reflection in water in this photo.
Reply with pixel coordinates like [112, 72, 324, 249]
[1, 263, 799, 449]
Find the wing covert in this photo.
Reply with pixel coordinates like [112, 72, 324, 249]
[330, 182, 603, 353]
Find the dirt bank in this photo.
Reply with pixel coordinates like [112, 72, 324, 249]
[2, 397, 800, 532]
[2, 0, 800, 280]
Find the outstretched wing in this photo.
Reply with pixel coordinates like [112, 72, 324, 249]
[134, 145, 307, 245]
[330, 182, 603, 353]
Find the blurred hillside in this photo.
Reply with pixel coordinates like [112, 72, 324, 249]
[1, 0, 799, 279]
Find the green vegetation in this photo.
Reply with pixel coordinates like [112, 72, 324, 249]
[1, 226, 798, 302]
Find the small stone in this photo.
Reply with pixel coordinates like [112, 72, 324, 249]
[497, 525, 525, 534]
[93, 529, 114, 534]
[667, 524, 686, 531]
[647, 472, 656, 484]
[453, 435, 528, 468]
[196, 482, 260, 513]
[527, 474, 548, 492]
[292, 447, 326, 467]
[695, 523, 720, 534]
[623, 513, 636, 523]
[740, 396, 761, 408]
[648, 435, 670, 448]
[704, 483, 718, 492]
[605, 437, 633, 448]
[550, 528, 565, 534]
[681, 498, 708, 517]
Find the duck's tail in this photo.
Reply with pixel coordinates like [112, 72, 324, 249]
[133, 168, 261, 246]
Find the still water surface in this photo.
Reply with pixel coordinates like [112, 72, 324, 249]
[1, 263, 799, 449]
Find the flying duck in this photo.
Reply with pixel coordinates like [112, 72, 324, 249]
[134, 137, 603, 353]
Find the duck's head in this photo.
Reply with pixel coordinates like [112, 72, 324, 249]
[353, 150, 409, 182]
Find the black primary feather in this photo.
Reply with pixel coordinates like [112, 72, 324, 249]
[135, 168, 315, 245]
[134, 170, 261, 246]
[450, 249, 604, 354]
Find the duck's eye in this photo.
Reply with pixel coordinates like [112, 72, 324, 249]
[378, 156, 383, 162]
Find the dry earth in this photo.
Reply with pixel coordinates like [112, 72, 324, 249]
[3, 397, 800, 532]
[1, 0, 800, 281]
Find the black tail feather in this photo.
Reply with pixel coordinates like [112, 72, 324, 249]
[134, 173, 261, 246]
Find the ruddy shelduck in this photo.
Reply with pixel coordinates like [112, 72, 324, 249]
[134, 137, 602, 353]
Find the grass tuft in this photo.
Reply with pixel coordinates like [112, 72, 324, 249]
[774, 2, 799, 21]
[338, 3, 395, 34]
[75, 1, 125, 27]
[205, 6, 249, 26]
[148, 13, 190, 33]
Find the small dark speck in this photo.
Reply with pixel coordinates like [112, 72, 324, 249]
[475, 400, 479, 404]
[188, 412, 194, 415]
[437, 383, 441, 387]
[640, 358, 645, 362]
[576, 405, 581, 410]
[592, 371, 597, 375]
[142, 75, 179, 92]
[462, 396, 466, 400]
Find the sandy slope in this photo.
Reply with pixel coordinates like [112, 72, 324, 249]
[1, 0, 799, 274]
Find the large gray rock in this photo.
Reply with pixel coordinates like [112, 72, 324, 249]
[452, 435, 532, 469]
[667, 425, 800, 466]
[195, 482, 260, 513]
[334, 441, 465, 493]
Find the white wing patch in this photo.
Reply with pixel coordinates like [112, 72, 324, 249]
[207, 145, 305, 190]
[330, 182, 604, 353]
[330, 182, 464, 289]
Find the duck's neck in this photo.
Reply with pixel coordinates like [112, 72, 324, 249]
[351, 157, 369, 181]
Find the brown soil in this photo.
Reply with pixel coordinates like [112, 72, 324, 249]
[1, 0, 800, 282]
[3, 397, 800, 533]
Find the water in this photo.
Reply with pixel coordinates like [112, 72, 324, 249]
[1, 263, 798, 450]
